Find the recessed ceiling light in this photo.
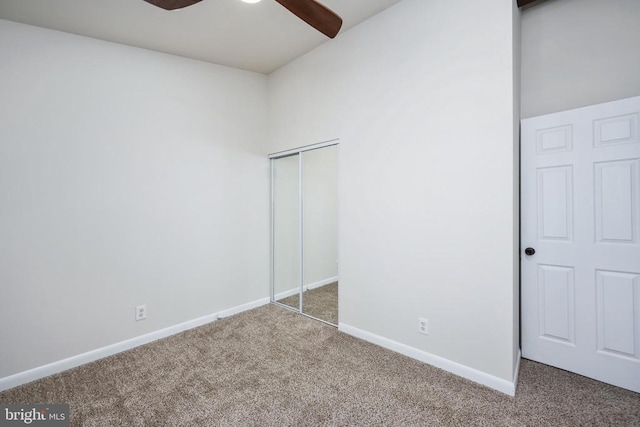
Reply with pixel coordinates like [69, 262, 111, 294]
[241, 0, 261, 3]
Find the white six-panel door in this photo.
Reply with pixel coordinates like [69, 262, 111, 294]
[522, 96, 640, 393]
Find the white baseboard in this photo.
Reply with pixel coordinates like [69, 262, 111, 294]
[305, 276, 338, 291]
[338, 323, 519, 396]
[0, 296, 270, 393]
[274, 287, 299, 300]
[273, 276, 338, 300]
[218, 297, 270, 318]
[512, 349, 521, 394]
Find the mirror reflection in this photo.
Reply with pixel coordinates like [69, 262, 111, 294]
[273, 154, 301, 311]
[301, 146, 338, 324]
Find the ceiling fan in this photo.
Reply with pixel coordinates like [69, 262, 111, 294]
[143, 0, 343, 39]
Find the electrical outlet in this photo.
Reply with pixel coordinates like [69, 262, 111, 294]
[419, 317, 429, 335]
[136, 304, 147, 321]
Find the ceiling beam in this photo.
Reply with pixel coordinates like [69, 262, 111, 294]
[517, 0, 549, 9]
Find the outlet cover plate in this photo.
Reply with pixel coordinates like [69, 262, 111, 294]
[136, 304, 147, 321]
[419, 317, 429, 335]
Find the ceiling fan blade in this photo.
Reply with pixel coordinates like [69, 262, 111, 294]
[143, 0, 203, 11]
[275, 0, 343, 39]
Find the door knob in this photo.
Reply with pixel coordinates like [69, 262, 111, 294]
[525, 247, 535, 256]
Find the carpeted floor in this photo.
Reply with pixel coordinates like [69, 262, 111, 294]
[278, 282, 338, 325]
[1, 304, 639, 426]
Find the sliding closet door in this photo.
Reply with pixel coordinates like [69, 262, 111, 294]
[302, 146, 338, 324]
[272, 154, 301, 311]
[271, 142, 339, 324]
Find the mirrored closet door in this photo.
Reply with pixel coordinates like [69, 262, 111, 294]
[272, 153, 301, 312]
[271, 142, 338, 325]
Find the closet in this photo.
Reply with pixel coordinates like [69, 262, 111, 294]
[270, 142, 338, 325]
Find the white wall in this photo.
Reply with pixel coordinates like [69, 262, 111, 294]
[521, 0, 640, 118]
[268, 0, 520, 385]
[512, 0, 522, 374]
[0, 19, 269, 379]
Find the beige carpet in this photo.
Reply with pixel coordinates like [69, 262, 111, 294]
[278, 282, 338, 325]
[1, 305, 639, 426]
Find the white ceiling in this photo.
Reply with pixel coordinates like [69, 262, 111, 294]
[0, 0, 402, 74]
